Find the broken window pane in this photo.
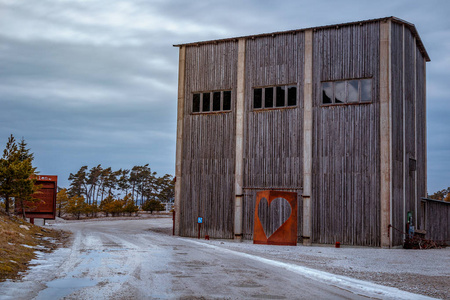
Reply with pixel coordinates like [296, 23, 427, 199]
[287, 85, 296, 106]
[322, 82, 333, 104]
[253, 88, 262, 109]
[202, 92, 210, 112]
[223, 91, 231, 110]
[334, 81, 345, 103]
[361, 79, 372, 102]
[193, 93, 200, 112]
[213, 91, 221, 111]
[276, 86, 286, 107]
[348, 80, 359, 103]
[265, 87, 274, 108]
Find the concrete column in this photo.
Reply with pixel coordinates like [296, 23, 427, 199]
[174, 46, 186, 236]
[380, 20, 393, 248]
[234, 38, 246, 241]
[302, 30, 313, 246]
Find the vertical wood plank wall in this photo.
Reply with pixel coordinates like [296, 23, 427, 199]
[391, 23, 404, 246]
[390, 22, 428, 245]
[311, 22, 381, 246]
[424, 200, 450, 242]
[242, 33, 305, 240]
[180, 42, 238, 238]
[416, 48, 427, 231]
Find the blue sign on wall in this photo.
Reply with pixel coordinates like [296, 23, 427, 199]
[198, 217, 203, 224]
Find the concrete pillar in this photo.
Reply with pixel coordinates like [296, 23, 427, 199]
[234, 38, 246, 241]
[174, 46, 186, 236]
[302, 30, 313, 246]
[380, 20, 393, 248]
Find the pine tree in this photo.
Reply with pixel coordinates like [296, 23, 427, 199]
[0, 135, 37, 215]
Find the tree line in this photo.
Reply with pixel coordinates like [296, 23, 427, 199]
[67, 164, 174, 207]
[58, 164, 174, 218]
[57, 189, 166, 219]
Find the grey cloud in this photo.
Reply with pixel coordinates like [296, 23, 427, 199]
[1, 0, 449, 192]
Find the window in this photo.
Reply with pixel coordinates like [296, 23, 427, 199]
[223, 91, 231, 110]
[192, 93, 200, 112]
[265, 87, 274, 108]
[192, 90, 232, 113]
[213, 92, 221, 111]
[254, 88, 262, 109]
[253, 84, 297, 110]
[202, 92, 210, 112]
[321, 78, 372, 105]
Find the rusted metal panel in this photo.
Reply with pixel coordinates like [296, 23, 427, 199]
[20, 175, 57, 220]
[253, 191, 297, 246]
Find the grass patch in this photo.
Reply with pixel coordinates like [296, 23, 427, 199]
[0, 212, 70, 281]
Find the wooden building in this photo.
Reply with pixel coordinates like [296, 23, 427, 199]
[174, 17, 430, 247]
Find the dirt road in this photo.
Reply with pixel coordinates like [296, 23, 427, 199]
[0, 217, 443, 299]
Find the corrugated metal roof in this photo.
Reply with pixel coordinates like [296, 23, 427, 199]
[174, 16, 430, 62]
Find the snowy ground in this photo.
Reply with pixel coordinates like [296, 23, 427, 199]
[0, 216, 448, 299]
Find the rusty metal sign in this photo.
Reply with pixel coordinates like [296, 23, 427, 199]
[253, 190, 297, 246]
[19, 175, 58, 220]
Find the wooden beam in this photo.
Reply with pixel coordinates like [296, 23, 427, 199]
[302, 29, 313, 246]
[380, 20, 392, 248]
[174, 46, 186, 236]
[234, 38, 246, 240]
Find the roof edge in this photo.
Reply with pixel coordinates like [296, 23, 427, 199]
[173, 16, 430, 62]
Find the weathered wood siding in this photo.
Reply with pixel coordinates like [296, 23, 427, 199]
[311, 22, 381, 246]
[390, 23, 427, 245]
[180, 42, 238, 238]
[423, 199, 450, 242]
[416, 47, 427, 231]
[391, 22, 405, 246]
[242, 33, 305, 240]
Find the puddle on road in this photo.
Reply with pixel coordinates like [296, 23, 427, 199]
[34, 277, 98, 300]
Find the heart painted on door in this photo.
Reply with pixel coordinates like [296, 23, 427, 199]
[257, 197, 292, 238]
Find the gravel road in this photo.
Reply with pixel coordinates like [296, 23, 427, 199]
[0, 216, 447, 299]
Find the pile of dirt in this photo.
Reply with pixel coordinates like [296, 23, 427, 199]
[0, 212, 70, 281]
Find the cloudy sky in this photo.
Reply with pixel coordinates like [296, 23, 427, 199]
[1, 0, 449, 193]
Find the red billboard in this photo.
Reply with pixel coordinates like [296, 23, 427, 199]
[20, 175, 58, 219]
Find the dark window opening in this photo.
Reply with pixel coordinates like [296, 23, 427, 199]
[322, 82, 333, 104]
[409, 158, 417, 172]
[223, 91, 231, 110]
[192, 90, 231, 114]
[276, 86, 285, 107]
[253, 85, 297, 110]
[213, 92, 221, 111]
[202, 93, 210, 112]
[287, 85, 296, 106]
[193, 93, 200, 112]
[265, 87, 274, 108]
[253, 88, 262, 109]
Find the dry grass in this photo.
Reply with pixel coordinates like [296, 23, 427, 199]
[0, 212, 70, 281]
